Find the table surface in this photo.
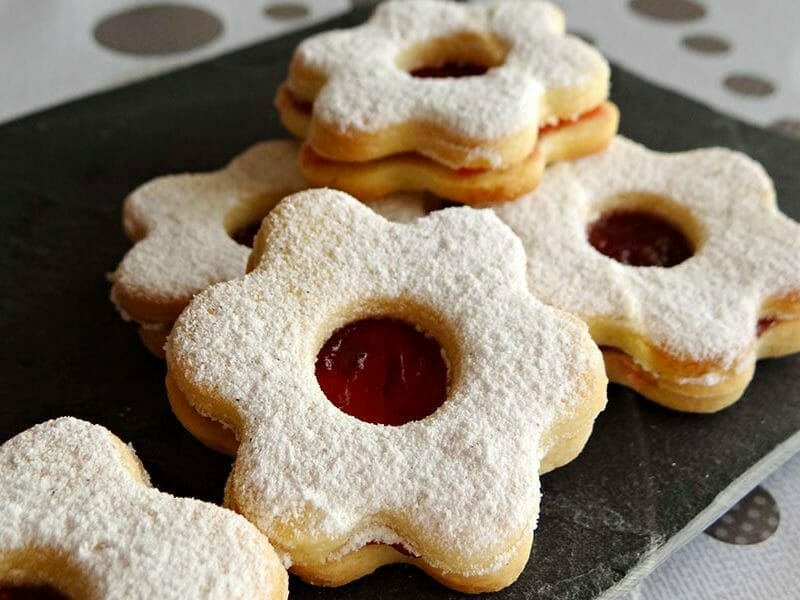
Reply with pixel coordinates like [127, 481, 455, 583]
[0, 2, 798, 599]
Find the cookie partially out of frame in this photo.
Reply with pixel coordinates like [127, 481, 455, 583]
[0, 417, 288, 599]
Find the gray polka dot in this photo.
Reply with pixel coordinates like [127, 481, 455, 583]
[682, 34, 730, 54]
[629, 0, 706, 22]
[94, 4, 222, 56]
[705, 486, 779, 545]
[724, 74, 776, 97]
[769, 119, 800, 139]
[264, 3, 310, 19]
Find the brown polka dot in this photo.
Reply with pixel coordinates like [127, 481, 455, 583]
[629, 0, 706, 22]
[682, 34, 730, 54]
[769, 119, 800, 139]
[705, 486, 779, 545]
[94, 4, 222, 56]
[724, 74, 776, 97]
[264, 3, 310, 19]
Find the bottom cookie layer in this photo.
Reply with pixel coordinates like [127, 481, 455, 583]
[164, 365, 599, 592]
[601, 315, 800, 412]
[294, 102, 619, 205]
[288, 528, 533, 594]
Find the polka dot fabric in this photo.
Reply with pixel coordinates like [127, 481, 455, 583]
[558, 0, 800, 138]
[0, 0, 350, 124]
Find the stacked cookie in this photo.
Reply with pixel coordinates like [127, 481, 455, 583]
[275, 0, 619, 204]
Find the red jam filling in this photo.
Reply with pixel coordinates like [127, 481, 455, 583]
[230, 221, 263, 248]
[588, 210, 693, 267]
[315, 318, 448, 426]
[0, 586, 68, 600]
[409, 61, 489, 78]
[757, 318, 779, 337]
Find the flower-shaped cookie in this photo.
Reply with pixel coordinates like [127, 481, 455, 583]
[165, 190, 607, 592]
[495, 136, 800, 412]
[0, 417, 287, 599]
[279, 0, 610, 169]
[110, 140, 432, 357]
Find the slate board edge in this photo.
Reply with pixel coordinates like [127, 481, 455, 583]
[601, 429, 800, 599]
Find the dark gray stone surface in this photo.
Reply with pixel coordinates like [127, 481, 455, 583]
[0, 7, 798, 599]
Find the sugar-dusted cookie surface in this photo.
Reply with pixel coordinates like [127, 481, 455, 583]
[0, 418, 287, 599]
[494, 136, 800, 412]
[280, 0, 610, 169]
[165, 189, 607, 593]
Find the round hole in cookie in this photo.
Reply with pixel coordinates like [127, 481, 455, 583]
[315, 317, 449, 426]
[587, 193, 700, 267]
[0, 584, 69, 599]
[396, 32, 508, 79]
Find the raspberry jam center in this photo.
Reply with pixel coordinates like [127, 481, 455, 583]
[0, 586, 68, 600]
[230, 221, 263, 248]
[757, 318, 778, 336]
[410, 61, 488, 78]
[315, 318, 448, 426]
[588, 210, 693, 267]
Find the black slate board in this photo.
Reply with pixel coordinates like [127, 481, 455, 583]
[1, 7, 799, 600]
